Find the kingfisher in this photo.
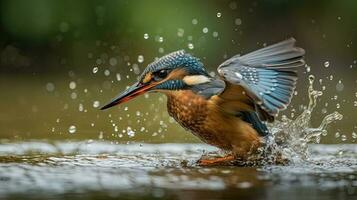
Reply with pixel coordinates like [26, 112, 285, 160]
[101, 38, 305, 165]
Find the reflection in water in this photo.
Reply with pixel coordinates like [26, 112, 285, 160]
[0, 142, 356, 199]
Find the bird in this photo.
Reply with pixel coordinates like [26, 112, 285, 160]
[101, 38, 305, 166]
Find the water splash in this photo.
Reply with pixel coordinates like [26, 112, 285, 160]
[266, 75, 343, 162]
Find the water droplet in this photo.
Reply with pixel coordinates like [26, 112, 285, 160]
[46, 83, 55, 92]
[109, 57, 117, 66]
[341, 134, 347, 141]
[70, 92, 77, 99]
[98, 132, 103, 139]
[158, 36, 164, 43]
[104, 69, 110, 76]
[132, 64, 140, 74]
[96, 59, 102, 65]
[202, 27, 209, 33]
[352, 132, 357, 139]
[235, 18, 242, 25]
[144, 33, 149, 39]
[217, 12, 221, 18]
[336, 80, 344, 92]
[229, 1, 237, 10]
[308, 75, 315, 84]
[127, 127, 135, 137]
[78, 103, 84, 112]
[212, 31, 219, 37]
[335, 132, 340, 138]
[138, 55, 144, 63]
[324, 61, 330, 68]
[192, 18, 198, 25]
[306, 65, 311, 72]
[69, 81, 76, 90]
[116, 73, 121, 81]
[68, 71, 75, 78]
[177, 28, 184, 37]
[93, 101, 100, 108]
[188, 43, 194, 49]
[321, 108, 327, 114]
[92, 67, 99, 74]
[68, 125, 76, 134]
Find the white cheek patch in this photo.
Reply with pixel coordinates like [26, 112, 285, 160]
[183, 75, 211, 85]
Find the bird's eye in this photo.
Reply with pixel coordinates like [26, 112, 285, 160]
[153, 70, 168, 81]
[157, 70, 168, 78]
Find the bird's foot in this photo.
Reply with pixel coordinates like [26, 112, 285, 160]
[197, 155, 235, 166]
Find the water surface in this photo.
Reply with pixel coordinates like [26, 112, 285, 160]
[0, 141, 356, 200]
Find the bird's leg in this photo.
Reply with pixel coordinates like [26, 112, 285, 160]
[197, 154, 235, 166]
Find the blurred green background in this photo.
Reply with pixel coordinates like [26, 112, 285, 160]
[0, 0, 356, 143]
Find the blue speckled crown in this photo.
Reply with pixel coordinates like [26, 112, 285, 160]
[140, 50, 208, 80]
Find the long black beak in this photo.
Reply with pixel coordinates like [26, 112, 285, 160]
[100, 82, 155, 110]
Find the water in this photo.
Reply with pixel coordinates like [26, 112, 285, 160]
[265, 75, 343, 162]
[0, 141, 356, 200]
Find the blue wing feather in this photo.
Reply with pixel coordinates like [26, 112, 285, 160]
[218, 38, 305, 119]
[240, 111, 269, 136]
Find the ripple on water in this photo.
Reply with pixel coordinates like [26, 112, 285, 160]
[0, 141, 356, 200]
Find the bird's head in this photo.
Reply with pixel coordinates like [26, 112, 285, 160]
[101, 50, 210, 110]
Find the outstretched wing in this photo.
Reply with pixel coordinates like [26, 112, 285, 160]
[217, 38, 305, 121]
